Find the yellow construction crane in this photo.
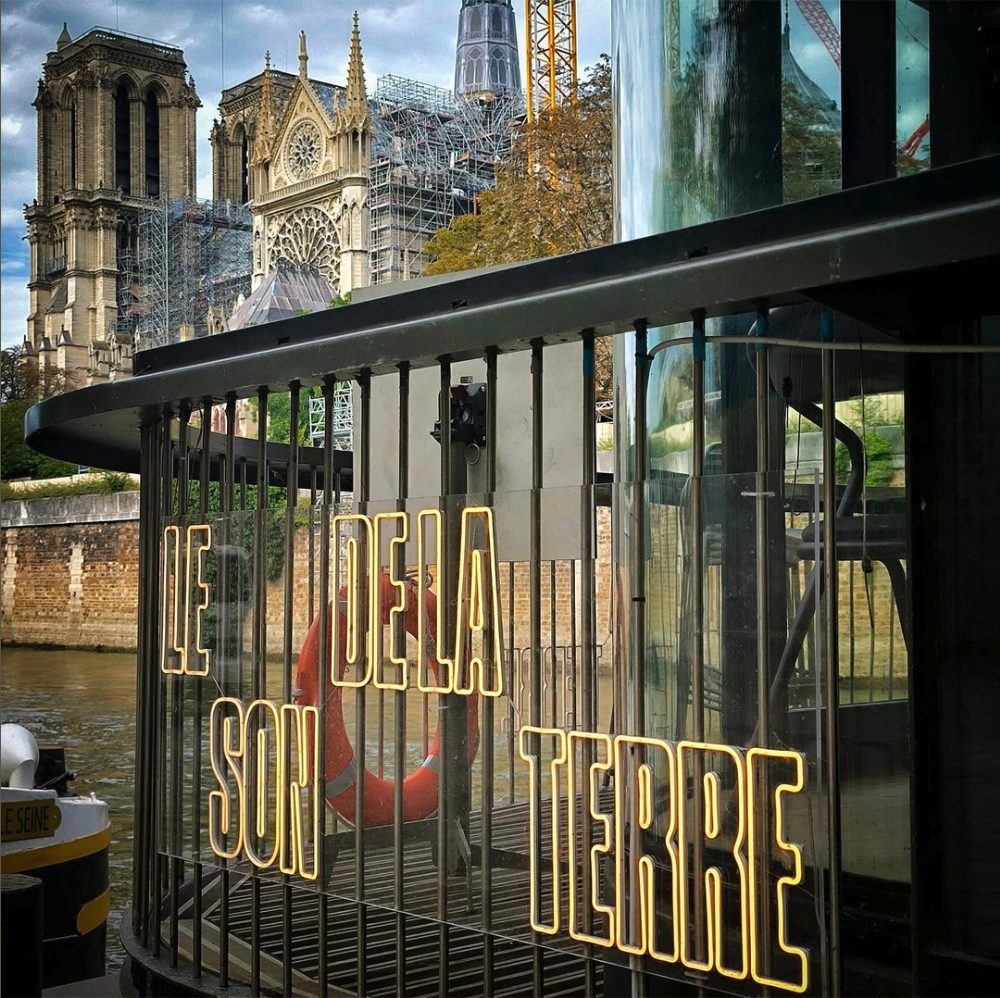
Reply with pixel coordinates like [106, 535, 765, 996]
[524, 0, 578, 122]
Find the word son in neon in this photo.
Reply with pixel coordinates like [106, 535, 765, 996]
[332, 506, 503, 696]
[208, 697, 320, 880]
[519, 727, 809, 994]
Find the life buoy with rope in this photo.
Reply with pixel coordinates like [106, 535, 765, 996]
[294, 573, 480, 827]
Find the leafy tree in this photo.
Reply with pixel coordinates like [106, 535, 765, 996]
[1, 346, 77, 480]
[781, 81, 842, 204]
[424, 56, 613, 399]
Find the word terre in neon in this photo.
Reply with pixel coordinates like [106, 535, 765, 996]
[518, 727, 809, 994]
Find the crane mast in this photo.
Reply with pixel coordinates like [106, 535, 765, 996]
[524, 0, 578, 122]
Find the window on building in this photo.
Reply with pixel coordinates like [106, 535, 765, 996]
[240, 131, 250, 204]
[70, 101, 77, 188]
[144, 91, 160, 198]
[492, 6, 503, 35]
[115, 83, 131, 194]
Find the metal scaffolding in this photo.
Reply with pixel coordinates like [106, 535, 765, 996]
[308, 382, 353, 450]
[369, 75, 523, 285]
[134, 196, 253, 351]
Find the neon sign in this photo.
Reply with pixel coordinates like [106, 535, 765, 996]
[518, 727, 809, 993]
[162, 508, 809, 993]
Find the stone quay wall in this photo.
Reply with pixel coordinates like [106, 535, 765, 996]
[2, 494, 615, 659]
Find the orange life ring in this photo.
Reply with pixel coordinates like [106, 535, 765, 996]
[294, 573, 480, 827]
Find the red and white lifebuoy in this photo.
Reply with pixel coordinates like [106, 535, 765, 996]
[294, 573, 479, 827]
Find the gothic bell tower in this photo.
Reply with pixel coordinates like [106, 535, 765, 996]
[454, 0, 521, 99]
[23, 24, 198, 386]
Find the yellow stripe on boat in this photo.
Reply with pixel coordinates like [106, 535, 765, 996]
[1, 826, 111, 874]
[76, 887, 111, 936]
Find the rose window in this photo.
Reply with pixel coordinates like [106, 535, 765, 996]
[272, 206, 340, 286]
[285, 121, 322, 180]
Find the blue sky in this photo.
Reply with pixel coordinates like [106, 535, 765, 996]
[0, 1, 927, 350]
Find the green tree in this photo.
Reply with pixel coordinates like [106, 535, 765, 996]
[424, 56, 613, 397]
[781, 81, 842, 204]
[1, 346, 77, 480]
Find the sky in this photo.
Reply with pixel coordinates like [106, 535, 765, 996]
[0, 1, 928, 351]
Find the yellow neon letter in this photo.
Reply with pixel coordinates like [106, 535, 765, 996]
[184, 525, 212, 676]
[566, 731, 615, 947]
[280, 704, 320, 880]
[243, 699, 281, 869]
[161, 525, 184, 674]
[331, 513, 375, 687]
[453, 506, 503, 697]
[747, 748, 809, 994]
[676, 741, 749, 981]
[208, 697, 245, 860]
[416, 509, 454, 693]
[518, 725, 568, 935]
[373, 512, 409, 690]
[613, 735, 679, 962]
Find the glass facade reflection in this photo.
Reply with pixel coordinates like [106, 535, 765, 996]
[612, 2, 999, 995]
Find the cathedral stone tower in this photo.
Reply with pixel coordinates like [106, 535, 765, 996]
[454, 0, 521, 99]
[23, 25, 199, 386]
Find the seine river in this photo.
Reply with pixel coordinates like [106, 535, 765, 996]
[1, 647, 136, 970]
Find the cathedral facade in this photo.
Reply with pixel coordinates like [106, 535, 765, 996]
[22, 25, 198, 386]
[212, 19, 372, 303]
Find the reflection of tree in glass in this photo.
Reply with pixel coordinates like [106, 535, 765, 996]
[781, 82, 842, 203]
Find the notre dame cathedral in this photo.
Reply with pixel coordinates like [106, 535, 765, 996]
[21, 26, 199, 387]
[22, 1, 520, 387]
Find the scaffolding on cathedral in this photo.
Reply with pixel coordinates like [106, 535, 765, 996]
[132, 196, 253, 351]
[369, 75, 523, 285]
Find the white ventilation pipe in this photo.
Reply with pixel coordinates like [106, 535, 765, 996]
[1, 724, 39, 789]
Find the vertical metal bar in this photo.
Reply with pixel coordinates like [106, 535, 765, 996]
[481, 347, 498, 998]
[395, 362, 410, 998]
[437, 357, 452, 998]
[357, 370, 371, 998]
[529, 340, 544, 996]
[283, 383, 300, 998]
[191, 404, 206, 980]
[754, 307, 774, 977]
[134, 418, 159, 946]
[153, 407, 173, 960]
[849, 562, 856, 704]
[580, 329, 597, 998]
[169, 406, 189, 971]
[251, 386, 268, 998]
[690, 311, 707, 969]
[507, 561, 515, 805]
[821, 312, 843, 996]
[631, 320, 649, 997]
[318, 377, 335, 998]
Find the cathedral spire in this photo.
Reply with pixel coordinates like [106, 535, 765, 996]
[345, 12, 368, 115]
[298, 30, 308, 80]
[252, 50, 276, 167]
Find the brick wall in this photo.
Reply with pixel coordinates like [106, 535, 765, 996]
[1, 495, 615, 661]
[2, 494, 141, 650]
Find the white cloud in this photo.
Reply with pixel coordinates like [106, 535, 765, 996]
[1, 276, 29, 349]
[0, 259, 26, 273]
[1, 116, 23, 136]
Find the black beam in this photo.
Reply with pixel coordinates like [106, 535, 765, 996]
[841, 0, 897, 188]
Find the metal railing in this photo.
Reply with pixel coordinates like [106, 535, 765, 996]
[23, 156, 1000, 998]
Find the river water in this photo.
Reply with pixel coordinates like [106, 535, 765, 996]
[1, 647, 136, 970]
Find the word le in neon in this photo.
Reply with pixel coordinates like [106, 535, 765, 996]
[518, 727, 809, 994]
[161, 524, 212, 675]
[331, 506, 503, 696]
[208, 697, 320, 879]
